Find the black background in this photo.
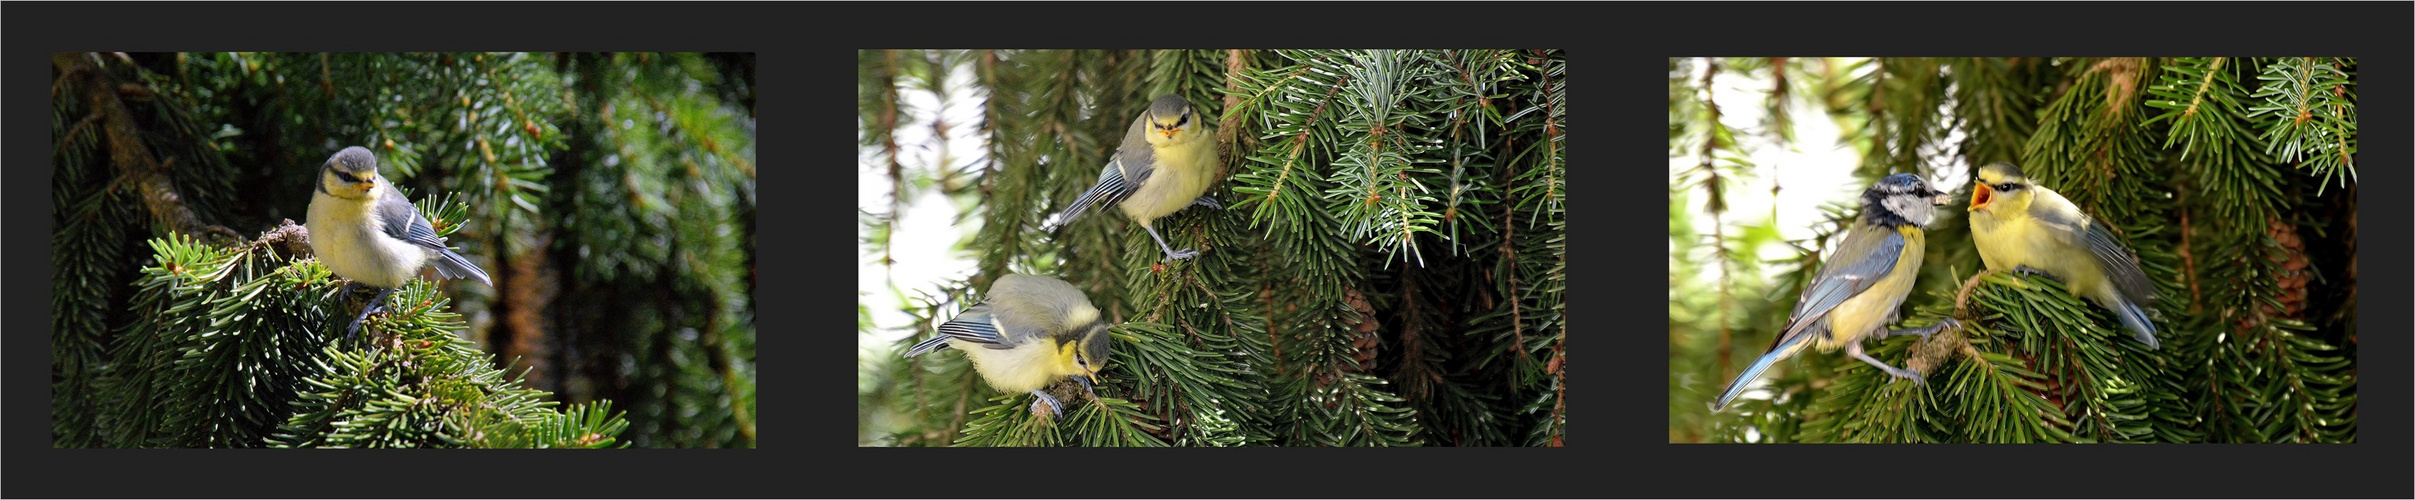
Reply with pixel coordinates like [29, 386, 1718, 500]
[5, 1, 2407, 498]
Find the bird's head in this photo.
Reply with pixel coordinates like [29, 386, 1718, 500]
[318, 146, 383, 200]
[1861, 173, 1950, 227]
[1054, 319, 1113, 402]
[1142, 94, 1200, 146]
[1968, 162, 2036, 215]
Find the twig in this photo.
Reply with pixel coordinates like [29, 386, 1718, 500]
[1954, 268, 2000, 316]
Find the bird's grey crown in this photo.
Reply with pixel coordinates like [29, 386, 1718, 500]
[1148, 94, 1191, 120]
[329, 146, 379, 174]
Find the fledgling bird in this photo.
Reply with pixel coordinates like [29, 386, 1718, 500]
[1712, 174, 1955, 412]
[904, 273, 1113, 417]
[306, 146, 493, 340]
[1966, 162, 2161, 349]
[1040, 94, 1224, 261]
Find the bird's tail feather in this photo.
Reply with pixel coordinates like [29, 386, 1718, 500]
[1042, 168, 1133, 234]
[1711, 333, 1812, 412]
[1042, 189, 1102, 234]
[2110, 298, 2159, 350]
[902, 335, 953, 357]
[430, 249, 493, 287]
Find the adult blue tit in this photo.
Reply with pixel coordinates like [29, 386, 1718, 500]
[305, 146, 493, 340]
[903, 274, 1114, 417]
[1966, 162, 2160, 349]
[1711, 174, 1955, 412]
[1040, 94, 1224, 261]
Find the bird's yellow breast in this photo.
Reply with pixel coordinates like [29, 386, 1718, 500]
[1969, 204, 2114, 301]
[1116, 135, 1221, 226]
[954, 338, 1085, 393]
[1814, 226, 1924, 351]
[307, 190, 428, 288]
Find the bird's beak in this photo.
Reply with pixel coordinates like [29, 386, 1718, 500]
[1969, 183, 1993, 211]
[1932, 191, 1951, 206]
[1158, 127, 1178, 140]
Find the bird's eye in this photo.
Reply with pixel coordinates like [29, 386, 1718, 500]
[330, 170, 361, 183]
[1994, 183, 2015, 191]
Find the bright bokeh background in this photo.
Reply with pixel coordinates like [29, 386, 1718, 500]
[1667, 57, 1968, 286]
[857, 68, 986, 366]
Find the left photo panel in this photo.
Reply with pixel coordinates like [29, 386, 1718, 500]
[48, 52, 756, 448]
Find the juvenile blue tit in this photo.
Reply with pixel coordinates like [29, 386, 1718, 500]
[1040, 94, 1224, 261]
[305, 146, 493, 340]
[1966, 162, 2161, 349]
[903, 274, 1113, 417]
[1712, 174, 1954, 412]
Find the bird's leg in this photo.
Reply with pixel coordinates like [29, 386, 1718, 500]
[1189, 195, 1223, 211]
[1028, 389, 1067, 417]
[2012, 265, 2051, 277]
[344, 286, 395, 342]
[1886, 318, 1959, 339]
[1143, 226, 1199, 261]
[1847, 341, 1924, 384]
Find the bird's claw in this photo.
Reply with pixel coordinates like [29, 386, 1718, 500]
[1029, 390, 1067, 417]
[1164, 249, 1200, 261]
[1884, 367, 1927, 386]
[1190, 196, 1224, 210]
[341, 286, 396, 344]
[343, 304, 382, 341]
[1922, 318, 1961, 338]
[2012, 265, 2049, 277]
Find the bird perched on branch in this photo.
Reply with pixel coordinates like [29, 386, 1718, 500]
[1041, 94, 1224, 261]
[306, 146, 492, 340]
[904, 274, 1113, 417]
[1966, 161, 2161, 349]
[1712, 174, 1955, 412]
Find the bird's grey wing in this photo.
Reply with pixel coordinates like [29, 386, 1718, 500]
[928, 302, 1017, 351]
[376, 184, 450, 251]
[2027, 201, 2090, 248]
[2032, 204, 2156, 303]
[978, 275, 1074, 345]
[1041, 115, 1155, 232]
[2081, 217, 2157, 303]
[1771, 225, 1906, 350]
[378, 184, 493, 286]
[1114, 110, 1158, 185]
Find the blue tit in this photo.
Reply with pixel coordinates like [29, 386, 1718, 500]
[903, 273, 1113, 417]
[1040, 94, 1224, 261]
[1966, 162, 2160, 349]
[1712, 174, 1955, 412]
[305, 146, 492, 340]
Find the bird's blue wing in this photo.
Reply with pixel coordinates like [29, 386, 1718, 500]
[1772, 224, 1906, 349]
[377, 184, 492, 286]
[1716, 226, 1902, 411]
[376, 185, 449, 252]
[1047, 160, 1137, 232]
[914, 301, 1018, 355]
[1113, 111, 1159, 186]
[1042, 114, 1157, 232]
